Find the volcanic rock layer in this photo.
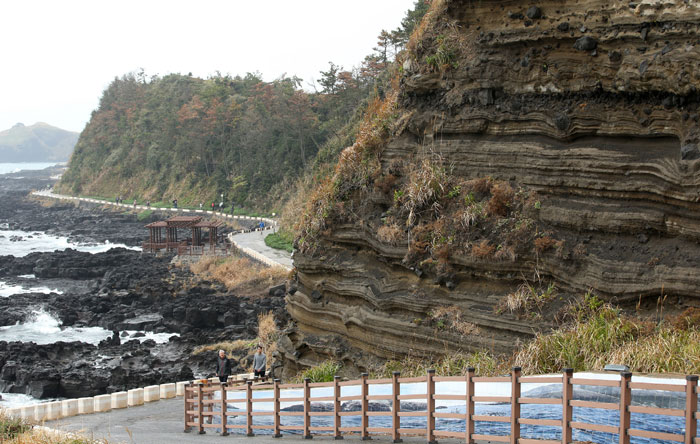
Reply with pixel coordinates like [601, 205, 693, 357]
[280, 0, 700, 375]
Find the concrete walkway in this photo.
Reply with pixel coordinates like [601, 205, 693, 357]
[231, 230, 293, 269]
[46, 398, 442, 444]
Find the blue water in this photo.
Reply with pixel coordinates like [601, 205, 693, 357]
[199, 383, 695, 444]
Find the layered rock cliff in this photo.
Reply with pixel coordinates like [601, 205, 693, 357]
[279, 0, 700, 377]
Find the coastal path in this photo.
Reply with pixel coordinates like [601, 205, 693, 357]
[31, 189, 292, 270]
[46, 398, 438, 444]
[46, 397, 420, 444]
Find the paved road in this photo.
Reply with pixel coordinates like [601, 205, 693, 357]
[47, 398, 453, 444]
[231, 230, 293, 269]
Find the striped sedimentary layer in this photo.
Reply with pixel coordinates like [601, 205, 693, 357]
[280, 0, 700, 375]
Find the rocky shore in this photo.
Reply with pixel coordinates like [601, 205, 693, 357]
[0, 168, 286, 400]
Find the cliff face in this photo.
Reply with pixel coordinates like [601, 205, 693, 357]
[280, 0, 700, 376]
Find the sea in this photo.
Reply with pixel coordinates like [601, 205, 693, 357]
[0, 163, 178, 407]
[0, 162, 62, 176]
[213, 376, 689, 444]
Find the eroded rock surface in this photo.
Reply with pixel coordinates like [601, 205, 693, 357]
[282, 0, 700, 376]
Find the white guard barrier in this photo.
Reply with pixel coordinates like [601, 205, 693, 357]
[159, 383, 176, 399]
[143, 385, 160, 402]
[111, 391, 128, 409]
[128, 388, 144, 406]
[93, 394, 111, 412]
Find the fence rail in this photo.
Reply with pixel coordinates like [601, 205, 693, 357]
[183, 369, 699, 443]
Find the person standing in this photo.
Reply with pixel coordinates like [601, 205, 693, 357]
[253, 345, 266, 379]
[215, 349, 232, 383]
[230, 201, 235, 215]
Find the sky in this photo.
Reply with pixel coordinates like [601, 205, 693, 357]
[0, 0, 416, 133]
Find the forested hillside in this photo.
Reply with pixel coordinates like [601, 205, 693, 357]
[58, 1, 428, 211]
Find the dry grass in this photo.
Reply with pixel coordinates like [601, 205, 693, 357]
[498, 283, 557, 318]
[193, 339, 257, 356]
[486, 182, 514, 217]
[403, 154, 450, 226]
[0, 414, 104, 444]
[534, 236, 558, 253]
[193, 312, 280, 361]
[471, 239, 495, 258]
[295, 89, 399, 253]
[377, 223, 404, 245]
[189, 256, 288, 292]
[514, 293, 700, 374]
[257, 312, 279, 355]
[429, 306, 480, 336]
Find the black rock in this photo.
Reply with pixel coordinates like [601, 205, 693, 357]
[525, 6, 542, 19]
[681, 144, 700, 160]
[573, 36, 597, 51]
[555, 114, 570, 131]
[269, 284, 286, 297]
[609, 51, 622, 63]
[557, 22, 569, 32]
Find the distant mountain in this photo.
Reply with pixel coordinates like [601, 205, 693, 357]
[0, 122, 78, 162]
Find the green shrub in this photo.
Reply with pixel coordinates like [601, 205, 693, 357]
[295, 360, 341, 383]
[264, 231, 294, 253]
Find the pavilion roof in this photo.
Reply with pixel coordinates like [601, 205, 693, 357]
[165, 216, 203, 228]
[145, 221, 168, 228]
[192, 220, 224, 228]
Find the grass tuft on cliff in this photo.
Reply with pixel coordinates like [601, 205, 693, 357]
[370, 296, 700, 378]
[514, 297, 700, 375]
[294, 360, 341, 383]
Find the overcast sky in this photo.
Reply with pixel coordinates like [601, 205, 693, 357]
[0, 0, 416, 133]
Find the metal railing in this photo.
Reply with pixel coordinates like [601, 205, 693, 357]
[183, 368, 699, 443]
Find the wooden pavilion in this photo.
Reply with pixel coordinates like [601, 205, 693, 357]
[143, 216, 227, 255]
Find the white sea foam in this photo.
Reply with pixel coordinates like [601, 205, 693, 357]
[0, 392, 54, 409]
[0, 309, 178, 345]
[0, 229, 140, 258]
[0, 282, 62, 297]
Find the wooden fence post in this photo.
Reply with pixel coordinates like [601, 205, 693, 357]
[304, 378, 312, 439]
[392, 372, 402, 443]
[220, 382, 229, 436]
[686, 375, 698, 444]
[361, 373, 370, 440]
[197, 383, 205, 434]
[511, 367, 521, 444]
[619, 372, 632, 444]
[562, 369, 573, 444]
[246, 380, 254, 437]
[427, 369, 436, 444]
[184, 382, 191, 433]
[466, 368, 475, 444]
[274, 379, 282, 438]
[334, 376, 343, 440]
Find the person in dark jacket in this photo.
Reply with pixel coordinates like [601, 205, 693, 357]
[215, 349, 232, 383]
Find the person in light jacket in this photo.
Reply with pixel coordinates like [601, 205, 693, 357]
[253, 345, 266, 379]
